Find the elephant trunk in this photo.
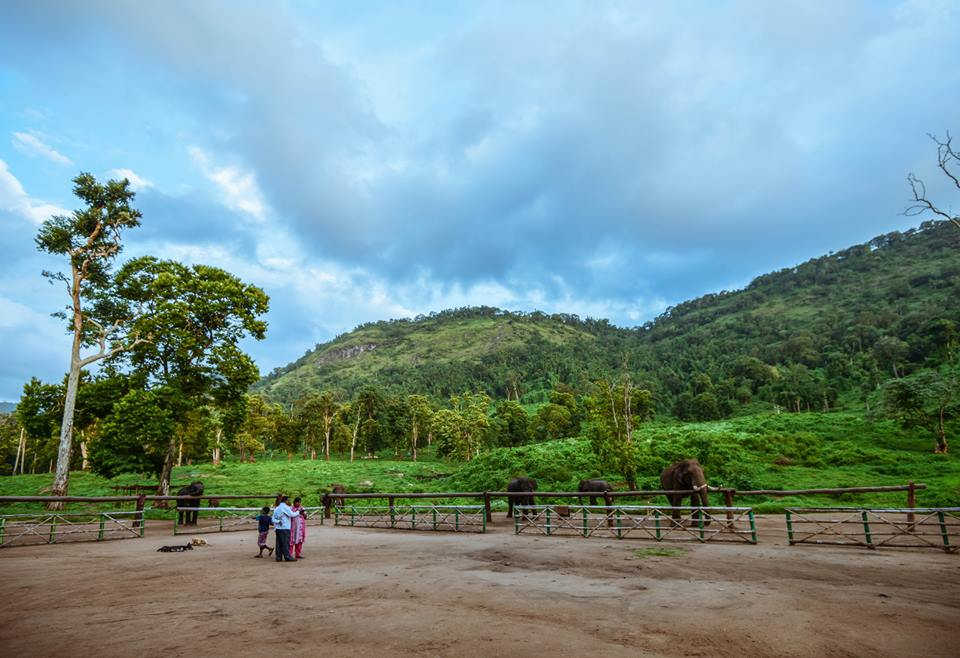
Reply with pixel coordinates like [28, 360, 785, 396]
[693, 476, 711, 527]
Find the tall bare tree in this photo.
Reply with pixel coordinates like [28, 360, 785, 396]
[907, 132, 960, 229]
[35, 174, 146, 503]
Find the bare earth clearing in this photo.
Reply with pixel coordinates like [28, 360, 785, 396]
[1, 517, 958, 658]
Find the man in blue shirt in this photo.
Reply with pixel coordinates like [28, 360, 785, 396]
[272, 495, 299, 562]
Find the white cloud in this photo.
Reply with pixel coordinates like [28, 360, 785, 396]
[0, 159, 70, 224]
[11, 131, 73, 166]
[107, 168, 154, 192]
[188, 146, 267, 221]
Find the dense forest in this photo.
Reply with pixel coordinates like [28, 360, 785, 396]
[256, 220, 959, 417]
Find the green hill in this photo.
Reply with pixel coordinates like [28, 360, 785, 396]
[255, 220, 960, 417]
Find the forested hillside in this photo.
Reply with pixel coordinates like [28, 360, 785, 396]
[256, 220, 960, 418]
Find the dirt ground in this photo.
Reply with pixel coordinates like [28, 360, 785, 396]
[1, 517, 958, 658]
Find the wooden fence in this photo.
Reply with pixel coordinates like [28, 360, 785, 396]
[0, 509, 144, 547]
[335, 504, 487, 533]
[513, 504, 758, 543]
[173, 506, 325, 535]
[786, 507, 960, 553]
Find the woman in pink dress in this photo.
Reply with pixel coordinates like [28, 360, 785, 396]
[290, 497, 307, 559]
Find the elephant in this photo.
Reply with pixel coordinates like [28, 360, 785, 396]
[577, 479, 612, 506]
[176, 481, 204, 526]
[506, 477, 537, 518]
[660, 459, 711, 526]
[321, 483, 347, 511]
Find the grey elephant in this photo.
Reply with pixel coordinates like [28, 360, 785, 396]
[506, 477, 537, 518]
[321, 483, 347, 510]
[577, 479, 612, 506]
[660, 459, 711, 526]
[176, 481, 204, 526]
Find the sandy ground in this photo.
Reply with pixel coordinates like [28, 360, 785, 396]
[1, 517, 958, 658]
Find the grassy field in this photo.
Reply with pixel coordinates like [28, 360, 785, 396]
[1, 411, 957, 515]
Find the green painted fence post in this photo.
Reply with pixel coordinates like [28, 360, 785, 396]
[514, 508, 519, 535]
[411, 506, 417, 530]
[482, 508, 486, 533]
[654, 508, 662, 541]
[389, 497, 396, 529]
[938, 511, 950, 551]
[139, 509, 145, 537]
[861, 511, 873, 548]
[0, 517, 6, 547]
[785, 511, 794, 544]
[582, 506, 588, 538]
[174, 511, 179, 536]
[749, 511, 758, 544]
[219, 511, 224, 533]
[615, 507, 623, 539]
[455, 508, 460, 531]
[433, 507, 438, 531]
[350, 506, 356, 527]
[546, 507, 552, 536]
[98, 514, 105, 541]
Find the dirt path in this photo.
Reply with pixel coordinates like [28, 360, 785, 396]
[1, 518, 958, 657]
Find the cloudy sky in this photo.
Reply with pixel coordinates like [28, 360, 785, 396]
[0, 1, 958, 401]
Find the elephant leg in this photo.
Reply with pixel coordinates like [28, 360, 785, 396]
[507, 498, 513, 518]
[589, 495, 597, 507]
[666, 494, 682, 522]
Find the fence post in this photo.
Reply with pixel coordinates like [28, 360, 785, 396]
[697, 509, 705, 542]
[513, 508, 519, 534]
[615, 507, 623, 539]
[907, 481, 916, 532]
[134, 495, 145, 535]
[546, 507, 552, 536]
[582, 506, 588, 538]
[654, 508, 662, 540]
[350, 506, 356, 527]
[723, 489, 735, 525]
[749, 511, 758, 544]
[455, 508, 460, 532]
[433, 507, 438, 531]
[98, 513, 105, 541]
[389, 496, 396, 528]
[219, 511, 224, 533]
[785, 510, 794, 545]
[411, 506, 417, 530]
[0, 516, 5, 547]
[483, 492, 492, 523]
[861, 510, 874, 548]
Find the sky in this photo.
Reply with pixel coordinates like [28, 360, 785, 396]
[0, 0, 958, 401]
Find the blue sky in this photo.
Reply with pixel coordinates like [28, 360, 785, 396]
[0, 0, 958, 401]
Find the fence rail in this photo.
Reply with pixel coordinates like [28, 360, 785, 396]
[173, 506, 325, 535]
[514, 504, 757, 544]
[0, 510, 144, 547]
[786, 507, 960, 552]
[335, 504, 486, 533]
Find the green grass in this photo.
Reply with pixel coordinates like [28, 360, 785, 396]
[632, 547, 686, 558]
[2, 411, 958, 515]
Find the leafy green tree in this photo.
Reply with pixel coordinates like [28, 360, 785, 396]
[89, 388, 175, 479]
[492, 399, 529, 447]
[529, 403, 572, 442]
[111, 256, 268, 491]
[586, 379, 654, 490]
[35, 173, 145, 499]
[406, 394, 433, 461]
[880, 367, 958, 453]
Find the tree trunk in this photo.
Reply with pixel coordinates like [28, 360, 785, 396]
[177, 441, 183, 467]
[350, 413, 360, 463]
[79, 432, 89, 471]
[324, 423, 331, 461]
[213, 428, 222, 465]
[936, 406, 949, 453]
[13, 428, 24, 474]
[50, 328, 83, 506]
[157, 438, 177, 496]
[411, 422, 418, 462]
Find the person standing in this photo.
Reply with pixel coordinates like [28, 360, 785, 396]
[254, 506, 274, 558]
[271, 495, 298, 562]
[290, 497, 307, 559]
